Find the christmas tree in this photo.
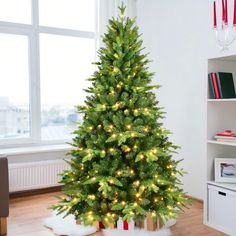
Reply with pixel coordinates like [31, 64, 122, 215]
[53, 4, 188, 227]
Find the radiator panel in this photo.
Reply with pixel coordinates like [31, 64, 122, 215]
[9, 159, 70, 192]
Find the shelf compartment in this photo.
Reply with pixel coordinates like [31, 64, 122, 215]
[208, 98, 236, 102]
[207, 140, 236, 146]
[208, 181, 236, 192]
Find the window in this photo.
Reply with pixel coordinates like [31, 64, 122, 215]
[0, 0, 97, 146]
[0, 34, 30, 140]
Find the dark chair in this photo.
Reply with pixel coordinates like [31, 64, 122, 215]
[0, 158, 9, 235]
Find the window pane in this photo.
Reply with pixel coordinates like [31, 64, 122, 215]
[0, 0, 31, 24]
[0, 34, 30, 139]
[40, 34, 95, 141]
[39, 0, 95, 31]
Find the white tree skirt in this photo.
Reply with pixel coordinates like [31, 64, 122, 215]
[43, 212, 171, 236]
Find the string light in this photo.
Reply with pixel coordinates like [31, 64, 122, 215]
[152, 148, 157, 154]
[121, 201, 126, 206]
[125, 147, 131, 152]
[72, 198, 78, 204]
[136, 193, 140, 198]
[143, 127, 149, 133]
[113, 103, 119, 109]
[131, 132, 135, 137]
[126, 124, 131, 129]
[109, 179, 114, 184]
[112, 134, 117, 138]
[130, 169, 134, 174]
[113, 67, 119, 73]
[124, 109, 129, 115]
[109, 90, 115, 96]
[117, 171, 122, 176]
[139, 154, 144, 159]
[109, 148, 114, 152]
[88, 195, 96, 200]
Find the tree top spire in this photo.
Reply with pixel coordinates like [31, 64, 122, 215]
[118, 2, 126, 16]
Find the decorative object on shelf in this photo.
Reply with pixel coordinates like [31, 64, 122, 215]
[215, 158, 236, 183]
[213, 0, 236, 50]
[214, 129, 236, 142]
[208, 72, 236, 99]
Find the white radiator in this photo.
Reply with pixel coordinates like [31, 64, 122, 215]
[9, 159, 70, 192]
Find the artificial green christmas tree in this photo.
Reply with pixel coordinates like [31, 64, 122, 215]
[53, 4, 188, 227]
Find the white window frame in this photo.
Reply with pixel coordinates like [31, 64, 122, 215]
[0, 0, 99, 148]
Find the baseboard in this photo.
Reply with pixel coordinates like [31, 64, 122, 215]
[10, 186, 62, 199]
[185, 194, 203, 203]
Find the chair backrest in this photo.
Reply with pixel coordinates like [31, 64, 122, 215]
[0, 158, 9, 217]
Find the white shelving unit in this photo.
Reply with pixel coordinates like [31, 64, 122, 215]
[205, 54, 236, 235]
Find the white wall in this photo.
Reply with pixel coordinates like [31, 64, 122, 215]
[136, 0, 236, 199]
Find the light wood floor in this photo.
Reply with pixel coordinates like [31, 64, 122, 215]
[8, 192, 226, 236]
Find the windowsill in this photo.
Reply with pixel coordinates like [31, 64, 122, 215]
[0, 143, 72, 156]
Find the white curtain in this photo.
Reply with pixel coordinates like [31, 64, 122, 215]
[98, 0, 137, 46]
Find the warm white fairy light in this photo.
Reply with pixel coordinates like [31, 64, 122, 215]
[126, 124, 131, 129]
[143, 127, 149, 132]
